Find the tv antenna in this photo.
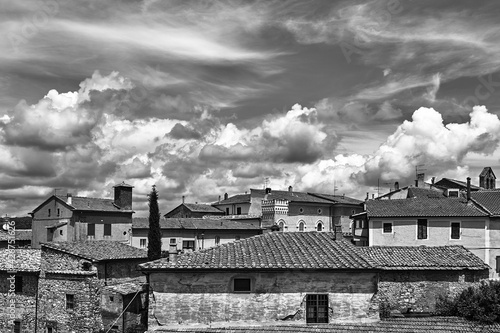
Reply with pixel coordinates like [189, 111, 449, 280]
[264, 177, 269, 189]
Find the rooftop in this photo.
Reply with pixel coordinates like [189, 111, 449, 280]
[133, 217, 262, 230]
[149, 317, 500, 333]
[309, 193, 363, 205]
[471, 189, 500, 216]
[366, 197, 488, 218]
[56, 195, 126, 212]
[140, 232, 374, 271]
[360, 246, 489, 270]
[42, 240, 147, 261]
[0, 229, 32, 241]
[434, 178, 482, 190]
[182, 203, 224, 213]
[0, 216, 32, 229]
[253, 189, 334, 204]
[0, 249, 41, 272]
[214, 194, 251, 205]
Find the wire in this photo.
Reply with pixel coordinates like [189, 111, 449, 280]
[105, 288, 142, 333]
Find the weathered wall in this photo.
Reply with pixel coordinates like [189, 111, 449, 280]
[148, 270, 378, 327]
[97, 259, 147, 281]
[213, 203, 252, 216]
[489, 217, 500, 279]
[378, 270, 488, 313]
[101, 290, 124, 332]
[0, 272, 38, 332]
[37, 274, 104, 333]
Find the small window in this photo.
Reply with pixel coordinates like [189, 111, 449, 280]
[306, 294, 329, 323]
[59, 229, 63, 236]
[298, 221, 305, 232]
[215, 236, 220, 245]
[235, 235, 240, 241]
[13, 321, 21, 333]
[496, 256, 500, 273]
[182, 240, 195, 250]
[316, 222, 323, 232]
[15, 276, 22, 293]
[417, 219, 428, 240]
[87, 224, 95, 237]
[237, 207, 242, 215]
[233, 278, 251, 292]
[299, 207, 304, 214]
[278, 221, 285, 232]
[104, 224, 111, 236]
[317, 208, 322, 214]
[139, 239, 146, 248]
[383, 223, 392, 234]
[47, 326, 54, 333]
[451, 222, 460, 239]
[57, 208, 60, 217]
[170, 238, 176, 245]
[48, 209, 51, 217]
[109, 296, 114, 302]
[66, 294, 75, 310]
[225, 208, 230, 215]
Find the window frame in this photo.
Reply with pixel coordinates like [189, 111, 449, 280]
[496, 256, 500, 274]
[306, 294, 329, 323]
[382, 222, 393, 234]
[182, 240, 195, 250]
[298, 220, 305, 232]
[15, 275, 22, 293]
[13, 320, 21, 333]
[316, 221, 323, 232]
[450, 222, 461, 240]
[417, 219, 428, 240]
[139, 239, 147, 248]
[236, 207, 242, 215]
[232, 277, 252, 293]
[103, 223, 112, 237]
[66, 293, 75, 310]
[87, 223, 95, 237]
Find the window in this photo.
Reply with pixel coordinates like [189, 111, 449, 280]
[182, 240, 195, 250]
[225, 208, 230, 215]
[66, 294, 75, 310]
[278, 220, 285, 232]
[417, 219, 428, 240]
[236, 207, 242, 215]
[233, 278, 251, 292]
[104, 224, 111, 236]
[139, 239, 146, 248]
[47, 326, 54, 333]
[316, 222, 323, 232]
[299, 207, 304, 214]
[235, 235, 240, 241]
[57, 208, 60, 217]
[306, 294, 329, 323]
[15, 276, 22, 293]
[317, 208, 322, 214]
[215, 236, 220, 245]
[382, 223, 392, 234]
[451, 222, 460, 239]
[13, 321, 21, 333]
[496, 256, 500, 273]
[87, 224, 95, 237]
[356, 220, 364, 229]
[48, 209, 51, 217]
[170, 238, 176, 245]
[298, 221, 305, 232]
[109, 296, 114, 302]
[59, 229, 63, 236]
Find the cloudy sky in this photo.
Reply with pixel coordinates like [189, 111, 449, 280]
[1, 0, 500, 217]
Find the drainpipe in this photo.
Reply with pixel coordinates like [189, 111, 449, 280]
[34, 272, 39, 333]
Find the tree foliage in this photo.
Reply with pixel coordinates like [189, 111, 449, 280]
[436, 280, 500, 324]
[147, 185, 162, 261]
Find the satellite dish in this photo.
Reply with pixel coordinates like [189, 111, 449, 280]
[2, 223, 9, 231]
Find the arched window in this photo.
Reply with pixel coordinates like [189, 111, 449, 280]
[298, 221, 305, 232]
[278, 219, 286, 232]
[316, 222, 323, 232]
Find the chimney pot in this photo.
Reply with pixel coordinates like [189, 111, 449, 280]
[394, 182, 399, 191]
[67, 193, 72, 205]
[218, 195, 221, 204]
[182, 195, 185, 204]
[224, 193, 228, 200]
[168, 244, 178, 264]
[288, 186, 293, 192]
[467, 177, 471, 202]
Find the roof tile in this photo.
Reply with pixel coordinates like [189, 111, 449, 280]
[471, 189, 500, 215]
[0, 249, 41, 272]
[42, 240, 147, 261]
[133, 217, 262, 230]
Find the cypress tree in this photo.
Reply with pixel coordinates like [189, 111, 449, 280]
[147, 185, 162, 260]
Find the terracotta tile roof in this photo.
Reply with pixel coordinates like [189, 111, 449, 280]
[309, 193, 363, 205]
[133, 217, 262, 230]
[407, 187, 446, 199]
[0, 249, 41, 272]
[150, 317, 500, 333]
[42, 240, 147, 261]
[471, 189, 500, 215]
[215, 194, 251, 205]
[183, 203, 224, 213]
[103, 278, 147, 295]
[434, 178, 482, 190]
[56, 195, 127, 212]
[45, 270, 97, 276]
[252, 189, 334, 204]
[366, 197, 488, 218]
[0, 229, 32, 241]
[360, 246, 489, 270]
[140, 232, 375, 270]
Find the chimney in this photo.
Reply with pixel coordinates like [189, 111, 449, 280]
[265, 187, 272, 194]
[218, 195, 221, 204]
[394, 182, 399, 191]
[182, 195, 185, 204]
[113, 181, 134, 210]
[224, 193, 228, 200]
[66, 193, 72, 205]
[332, 225, 342, 240]
[288, 186, 293, 192]
[431, 177, 435, 185]
[416, 173, 425, 188]
[467, 177, 471, 202]
[372, 194, 375, 199]
[365, 192, 369, 201]
[168, 243, 178, 264]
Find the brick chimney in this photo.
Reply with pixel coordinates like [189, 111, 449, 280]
[168, 243, 178, 264]
[394, 182, 399, 191]
[113, 181, 134, 210]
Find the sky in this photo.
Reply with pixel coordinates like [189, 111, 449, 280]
[1, 0, 500, 217]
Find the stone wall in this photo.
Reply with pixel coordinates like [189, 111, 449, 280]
[37, 273, 104, 333]
[148, 270, 378, 327]
[0, 272, 38, 333]
[378, 270, 489, 313]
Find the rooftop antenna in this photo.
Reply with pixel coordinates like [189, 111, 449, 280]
[54, 188, 62, 196]
[264, 177, 269, 189]
[333, 179, 339, 196]
[371, 178, 381, 198]
[416, 164, 426, 179]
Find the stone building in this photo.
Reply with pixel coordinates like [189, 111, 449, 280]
[479, 167, 496, 189]
[131, 217, 263, 252]
[30, 182, 134, 248]
[164, 202, 225, 218]
[139, 231, 487, 329]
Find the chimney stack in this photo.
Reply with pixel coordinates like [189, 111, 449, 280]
[431, 177, 435, 185]
[182, 195, 185, 204]
[265, 187, 272, 194]
[416, 173, 425, 188]
[67, 193, 72, 205]
[218, 195, 221, 204]
[113, 181, 134, 210]
[394, 182, 399, 191]
[467, 177, 471, 202]
[288, 186, 293, 192]
[168, 243, 178, 264]
[224, 193, 228, 200]
[365, 192, 369, 201]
